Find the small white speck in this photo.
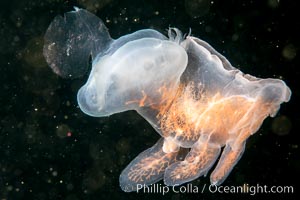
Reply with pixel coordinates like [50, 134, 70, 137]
[52, 171, 58, 177]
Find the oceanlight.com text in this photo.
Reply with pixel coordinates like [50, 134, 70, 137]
[208, 184, 294, 195]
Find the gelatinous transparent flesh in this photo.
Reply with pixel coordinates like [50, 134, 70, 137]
[119, 138, 179, 192]
[43, 8, 292, 192]
[43, 8, 112, 78]
[77, 37, 187, 117]
[164, 139, 221, 186]
[43, 8, 167, 78]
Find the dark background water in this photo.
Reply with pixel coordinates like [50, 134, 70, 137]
[0, 0, 299, 199]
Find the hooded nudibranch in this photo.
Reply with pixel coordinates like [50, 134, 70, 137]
[43, 8, 291, 192]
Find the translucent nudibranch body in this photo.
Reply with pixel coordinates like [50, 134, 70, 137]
[43, 8, 291, 192]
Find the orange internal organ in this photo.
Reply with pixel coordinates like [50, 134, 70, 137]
[158, 83, 271, 146]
